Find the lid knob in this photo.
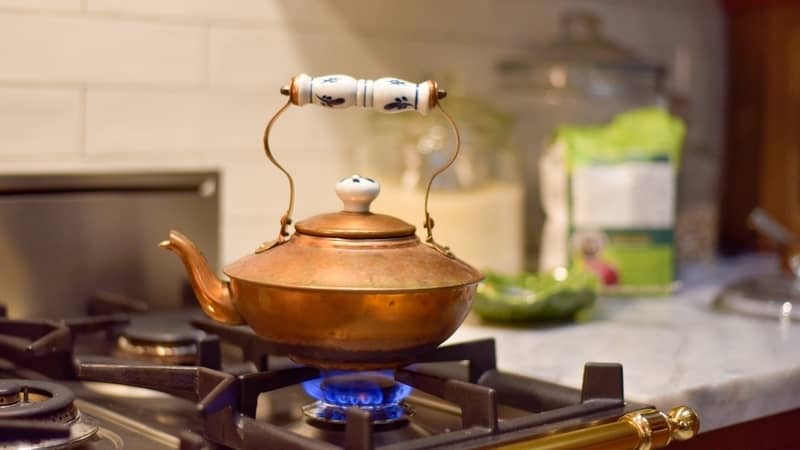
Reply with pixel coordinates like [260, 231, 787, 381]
[336, 175, 380, 213]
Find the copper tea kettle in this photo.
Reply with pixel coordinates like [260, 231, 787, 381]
[160, 74, 483, 370]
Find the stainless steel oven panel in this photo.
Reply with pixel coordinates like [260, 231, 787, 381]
[0, 172, 219, 318]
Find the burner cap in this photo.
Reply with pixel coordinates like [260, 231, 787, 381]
[122, 314, 206, 344]
[302, 371, 413, 424]
[115, 312, 206, 364]
[0, 380, 76, 422]
[0, 383, 20, 406]
[0, 380, 98, 449]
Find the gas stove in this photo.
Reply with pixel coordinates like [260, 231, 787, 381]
[0, 296, 698, 450]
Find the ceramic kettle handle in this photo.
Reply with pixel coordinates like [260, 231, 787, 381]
[281, 73, 445, 115]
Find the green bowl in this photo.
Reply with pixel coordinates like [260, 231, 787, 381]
[472, 270, 597, 323]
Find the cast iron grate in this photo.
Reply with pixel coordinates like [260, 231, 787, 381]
[0, 301, 636, 450]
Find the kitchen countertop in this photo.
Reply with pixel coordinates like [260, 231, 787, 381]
[447, 253, 798, 432]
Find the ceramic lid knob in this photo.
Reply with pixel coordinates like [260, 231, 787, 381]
[336, 175, 380, 213]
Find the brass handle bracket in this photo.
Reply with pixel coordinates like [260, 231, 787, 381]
[424, 213, 455, 258]
[256, 97, 294, 254]
[421, 102, 460, 259]
[256, 212, 292, 253]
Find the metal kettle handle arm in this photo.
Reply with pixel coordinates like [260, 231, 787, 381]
[258, 74, 459, 257]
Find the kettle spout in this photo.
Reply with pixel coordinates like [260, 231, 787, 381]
[159, 230, 244, 325]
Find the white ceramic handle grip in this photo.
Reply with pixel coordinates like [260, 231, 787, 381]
[286, 73, 441, 115]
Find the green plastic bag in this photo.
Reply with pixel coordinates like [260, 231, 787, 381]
[539, 107, 686, 295]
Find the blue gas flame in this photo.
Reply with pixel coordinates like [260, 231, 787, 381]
[302, 370, 412, 410]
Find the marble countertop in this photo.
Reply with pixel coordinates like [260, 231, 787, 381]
[447, 254, 799, 432]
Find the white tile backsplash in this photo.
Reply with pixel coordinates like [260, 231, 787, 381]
[0, 0, 81, 12]
[86, 89, 268, 154]
[208, 27, 378, 90]
[0, 0, 726, 267]
[85, 0, 325, 26]
[0, 86, 82, 155]
[0, 13, 206, 85]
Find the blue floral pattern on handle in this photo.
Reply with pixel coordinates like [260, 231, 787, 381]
[384, 96, 413, 111]
[316, 94, 345, 107]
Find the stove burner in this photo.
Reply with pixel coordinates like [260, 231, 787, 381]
[302, 371, 412, 424]
[0, 380, 77, 422]
[115, 313, 206, 364]
[0, 380, 98, 449]
[0, 384, 20, 406]
[115, 335, 199, 364]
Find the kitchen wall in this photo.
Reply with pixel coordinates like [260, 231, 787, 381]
[0, 0, 725, 266]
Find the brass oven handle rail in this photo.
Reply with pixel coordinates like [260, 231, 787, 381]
[260, 73, 458, 257]
[492, 406, 699, 450]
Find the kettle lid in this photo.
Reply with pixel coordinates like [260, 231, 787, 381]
[294, 175, 416, 239]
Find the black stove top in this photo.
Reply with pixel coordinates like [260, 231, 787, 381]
[0, 296, 695, 450]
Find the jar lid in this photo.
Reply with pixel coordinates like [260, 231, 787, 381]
[497, 11, 664, 95]
[293, 175, 416, 239]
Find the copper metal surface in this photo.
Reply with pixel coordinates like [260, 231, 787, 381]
[428, 80, 439, 110]
[159, 232, 243, 325]
[294, 211, 416, 238]
[160, 229, 480, 370]
[232, 281, 475, 369]
[225, 232, 481, 291]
